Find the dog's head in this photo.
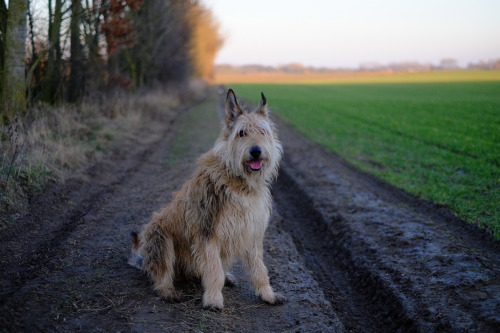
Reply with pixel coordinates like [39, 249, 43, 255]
[214, 89, 282, 182]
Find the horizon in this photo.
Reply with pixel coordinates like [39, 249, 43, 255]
[208, 0, 500, 69]
[214, 59, 499, 71]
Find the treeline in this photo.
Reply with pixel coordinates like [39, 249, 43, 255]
[0, 0, 223, 119]
[359, 58, 500, 72]
[216, 58, 500, 75]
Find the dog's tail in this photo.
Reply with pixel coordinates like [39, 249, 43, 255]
[128, 231, 144, 269]
[131, 231, 140, 249]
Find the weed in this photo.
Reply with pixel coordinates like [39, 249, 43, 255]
[5, 113, 28, 183]
[0, 88, 184, 229]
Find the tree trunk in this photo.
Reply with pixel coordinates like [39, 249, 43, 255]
[68, 0, 83, 102]
[0, 0, 7, 75]
[42, 0, 63, 104]
[1, 0, 28, 118]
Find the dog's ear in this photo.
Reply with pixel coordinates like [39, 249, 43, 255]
[256, 92, 268, 117]
[225, 89, 243, 126]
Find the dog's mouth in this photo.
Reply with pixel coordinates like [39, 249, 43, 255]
[247, 159, 262, 171]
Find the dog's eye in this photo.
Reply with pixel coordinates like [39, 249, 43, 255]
[239, 130, 247, 137]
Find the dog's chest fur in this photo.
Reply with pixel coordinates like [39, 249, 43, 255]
[218, 186, 270, 255]
[194, 174, 270, 251]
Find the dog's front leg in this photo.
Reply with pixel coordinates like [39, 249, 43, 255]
[196, 239, 225, 310]
[244, 242, 286, 305]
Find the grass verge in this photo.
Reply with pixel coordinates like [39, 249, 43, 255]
[167, 95, 220, 165]
[230, 80, 500, 239]
[0, 86, 199, 229]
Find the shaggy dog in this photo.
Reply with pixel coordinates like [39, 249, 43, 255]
[131, 89, 284, 310]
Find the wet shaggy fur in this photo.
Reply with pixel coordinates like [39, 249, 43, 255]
[131, 89, 285, 309]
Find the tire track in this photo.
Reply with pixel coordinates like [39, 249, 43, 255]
[276, 113, 500, 332]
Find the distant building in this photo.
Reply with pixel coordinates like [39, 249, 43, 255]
[439, 58, 459, 70]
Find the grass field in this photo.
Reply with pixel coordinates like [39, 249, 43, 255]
[228, 72, 500, 239]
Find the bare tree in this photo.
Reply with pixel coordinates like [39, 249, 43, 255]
[41, 0, 65, 103]
[188, 2, 224, 82]
[127, 0, 193, 87]
[1, 0, 223, 110]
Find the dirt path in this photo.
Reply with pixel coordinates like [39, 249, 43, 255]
[1, 90, 499, 332]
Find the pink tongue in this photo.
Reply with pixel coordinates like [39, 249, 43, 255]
[249, 159, 262, 170]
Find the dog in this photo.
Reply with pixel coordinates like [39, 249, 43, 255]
[130, 89, 285, 310]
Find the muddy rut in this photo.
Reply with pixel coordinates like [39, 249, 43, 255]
[1, 91, 499, 332]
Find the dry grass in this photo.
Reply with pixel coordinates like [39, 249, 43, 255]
[0, 86, 190, 229]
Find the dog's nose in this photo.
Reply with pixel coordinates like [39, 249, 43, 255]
[250, 146, 262, 158]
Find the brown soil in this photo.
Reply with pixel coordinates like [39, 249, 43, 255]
[1, 89, 499, 332]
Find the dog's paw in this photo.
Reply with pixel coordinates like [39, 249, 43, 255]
[202, 291, 224, 310]
[224, 273, 236, 288]
[202, 300, 224, 311]
[127, 254, 143, 269]
[202, 304, 223, 312]
[263, 292, 286, 305]
[158, 290, 183, 303]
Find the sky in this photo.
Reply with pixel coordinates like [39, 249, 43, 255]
[207, 0, 500, 68]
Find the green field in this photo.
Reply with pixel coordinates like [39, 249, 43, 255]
[230, 75, 500, 239]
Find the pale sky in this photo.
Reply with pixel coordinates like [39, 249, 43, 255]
[207, 0, 500, 68]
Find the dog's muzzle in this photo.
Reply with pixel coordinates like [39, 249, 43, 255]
[248, 146, 262, 171]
